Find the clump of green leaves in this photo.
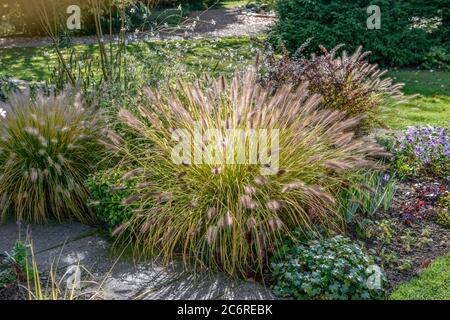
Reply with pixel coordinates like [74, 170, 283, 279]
[0, 240, 28, 290]
[86, 168, 144, 231]
[0, 90, 105, 223]
[436, 209, 450, 228]
[271, 235, 385, 300]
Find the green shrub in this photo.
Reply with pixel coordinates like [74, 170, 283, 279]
[270, 0, 448, 68]
[260, 45, 405, 129]
[113, 65, 388, 275]
[422, 47, 450, 71]
[436, 209, 450, 228]
[0, 240, 28, 290]
[86, 168, 144, 231]
[271, 235, 386, 300]
[0, 91, 104, 223]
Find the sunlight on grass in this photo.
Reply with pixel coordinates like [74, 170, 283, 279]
[1, 40, 449, 132]
[219, 0, 248, 8]
[380, 96, 450, 130]
[390, 253, 450, 300]
[383, 70, 450, 129]
[0, 36, 261, 81]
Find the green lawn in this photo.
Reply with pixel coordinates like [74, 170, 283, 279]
[390, 253, 450, 300]
[0, 36, 261, 82]
[382, 71, 450, 129]
[219, 1, 249, 8]
[0, 37, 449, 130]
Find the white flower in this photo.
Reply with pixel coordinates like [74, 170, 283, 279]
[0, 108, 6, 118]
[43, 51, 49, 57]
[210, 19, 216, 25]
[130, 8, 136, 14]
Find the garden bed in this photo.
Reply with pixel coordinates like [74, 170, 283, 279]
[361, 177, 449, 294]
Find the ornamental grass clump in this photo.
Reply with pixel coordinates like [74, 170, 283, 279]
[114, 65, 389, 276]
[261, 45, 405, 128]
[0, 91, 104, 223]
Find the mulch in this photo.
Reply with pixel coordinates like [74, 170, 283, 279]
[360, 177, 449, 293]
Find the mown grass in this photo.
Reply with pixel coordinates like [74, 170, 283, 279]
[381, 70, 450, 130]
[390, 253, 450, 300]
[0, 37, 449, 130]
[0, 36, 261, 81]
[219, 1, 249, 8]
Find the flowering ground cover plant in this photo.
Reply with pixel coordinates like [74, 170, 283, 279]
[271, 235, 385, 300]
[394, 126, 450, 179]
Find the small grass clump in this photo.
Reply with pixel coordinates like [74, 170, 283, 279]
[113, 65, 388, 276]
[0, 90, 104, 223]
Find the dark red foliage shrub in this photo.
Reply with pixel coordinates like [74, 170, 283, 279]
[261, 44, 406, 129]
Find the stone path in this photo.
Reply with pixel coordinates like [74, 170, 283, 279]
[0, 220, 276, 300]
[0, 9, 275, 49]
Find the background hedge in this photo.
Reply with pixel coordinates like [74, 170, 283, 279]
[270, 0, 449, 68]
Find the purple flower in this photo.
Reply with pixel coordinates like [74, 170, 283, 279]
[383, 173, 390, 183]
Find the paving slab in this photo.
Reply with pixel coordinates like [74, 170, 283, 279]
[0, 221, 276, 300]
[0, 220, 93, 253]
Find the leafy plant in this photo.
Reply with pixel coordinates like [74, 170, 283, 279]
[400, 182, 447, 225]
[339, 171, 396, 224]
[401, 229, 414, 253]
[86, 167, 144, 231]
[261, 45, 405, 129]
[397, 259, 413, 272]
[393, 126, 450, 179]
[436, 209, 450, 228]
[0, 240, 28, 291]
[0, 90, 105, 223]
[271, 235, 385, 300]
[270, 0, 448, 68]
[113, 65, 388, 275]
[422, 47, 450, 71]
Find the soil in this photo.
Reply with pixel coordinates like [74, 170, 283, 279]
[360, 177, 449, 294]
[0, 254, 24, 300]
[0, 283, 24, 300]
